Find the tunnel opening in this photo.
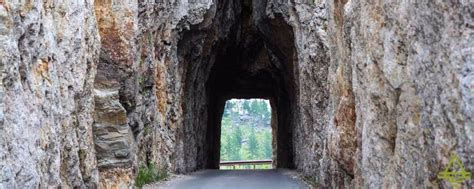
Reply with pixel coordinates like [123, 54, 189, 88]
[203, 7, 297, 169]
[219, 99, 273, 170]
[178, 0, 297, 172]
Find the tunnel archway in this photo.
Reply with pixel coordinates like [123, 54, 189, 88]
[205, 19, 297, 169]
[178, 0, 298, 171]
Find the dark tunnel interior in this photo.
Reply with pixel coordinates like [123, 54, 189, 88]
[177, 0, 298, 171]
[204, 0, 298, 169]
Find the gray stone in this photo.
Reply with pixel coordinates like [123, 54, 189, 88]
[0, 0, 100, 188]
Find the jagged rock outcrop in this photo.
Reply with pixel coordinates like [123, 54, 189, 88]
[326, 0, 473, 187]
[0, 0, 100, 188]
[0, 0, 472, 188]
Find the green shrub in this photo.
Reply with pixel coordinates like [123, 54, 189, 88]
[135, 162, 168, 187]
[303, 176, 319, 188]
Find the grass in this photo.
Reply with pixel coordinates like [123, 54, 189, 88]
[135, 162, 168, 188]
[303, 176, 319, 188]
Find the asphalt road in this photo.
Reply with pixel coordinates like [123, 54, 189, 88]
[147, 169, 309, 189]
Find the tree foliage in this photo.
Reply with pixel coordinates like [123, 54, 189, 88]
[220, 99, 272, 162]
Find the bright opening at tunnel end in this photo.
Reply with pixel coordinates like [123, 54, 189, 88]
[219, 99, 273, 170]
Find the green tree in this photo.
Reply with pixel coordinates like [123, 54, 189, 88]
[229, 126, 243, 160]
[220, 99, 273, 163]
[226, 100, 239, 117]
[220, 117, 231, 161]
[260, 101, 271, 125]
[242, 100, 251, 115]
[220, 136, 229, 161]
[247, 127, 259, 160]
[261, 131, 272, 159]
[262, 101, 270, 116]
[250, 100, 259, 115]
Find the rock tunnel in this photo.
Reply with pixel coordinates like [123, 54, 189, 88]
[2, 0, 472, 188]
[178, 0, 299, 170]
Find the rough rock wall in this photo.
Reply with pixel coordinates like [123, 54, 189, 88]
[0, 0, 215, 187]
[261, 0, 473, 188]
[0, 0, 100, 188]
[351, 1, 474, 187]
[92, 0, 140, 187]
[324, 0, 473, 188]
[92, 0, 215, 186]
[279, 0, 333, 183]
[131, 0, 214, 174]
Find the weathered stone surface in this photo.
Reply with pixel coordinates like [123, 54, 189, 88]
[324, 0, 474, 188]
[93, 89, 133, 170]
[0, 0, 100, 188]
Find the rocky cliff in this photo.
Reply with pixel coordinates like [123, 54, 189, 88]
[0, 0, 472, 188]
[1, 0, 99, 188]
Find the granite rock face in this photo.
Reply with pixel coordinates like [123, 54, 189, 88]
[325, 0, 473, 188]
[0, 0, 472, 188]
[340, 1, 474, 188]
[0, 0, 100, 188]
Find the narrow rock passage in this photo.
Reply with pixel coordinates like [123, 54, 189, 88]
[147, 170, 309, 189]
[2, 0, 472, 188]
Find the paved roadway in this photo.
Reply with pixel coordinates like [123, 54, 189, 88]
[147, 169, 309, 189]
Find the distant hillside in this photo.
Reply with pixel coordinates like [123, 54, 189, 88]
[220, 99, 272, 162]
[223, 99, 271, 128]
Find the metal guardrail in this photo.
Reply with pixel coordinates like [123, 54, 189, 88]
[219, 160, 273, 169]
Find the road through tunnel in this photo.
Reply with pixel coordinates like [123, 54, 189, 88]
[178, 0, 298, 171]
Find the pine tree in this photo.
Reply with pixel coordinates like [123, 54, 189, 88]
[220, 99, 273, 162]
[242, 100, 251, 115]
[247, 127, 259, 160]
[262, 131, 272, 159]
[229, 126, 243, 161]
[250, 100, 259, 116]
